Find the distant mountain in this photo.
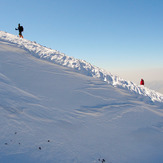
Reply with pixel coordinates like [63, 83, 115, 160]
[146, 81, 163, 94]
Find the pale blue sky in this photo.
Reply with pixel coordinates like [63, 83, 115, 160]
[1, 0, 163, 81]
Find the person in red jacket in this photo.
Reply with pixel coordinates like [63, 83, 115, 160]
[140, 79, 144, 85]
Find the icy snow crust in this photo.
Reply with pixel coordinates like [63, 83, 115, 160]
[0, 31, 163, 163]
[0, 31, 163, 103]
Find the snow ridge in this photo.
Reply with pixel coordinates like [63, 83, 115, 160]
[0, 31, 163, 103]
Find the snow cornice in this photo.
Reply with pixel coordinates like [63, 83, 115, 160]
[0, 31, 163, 103]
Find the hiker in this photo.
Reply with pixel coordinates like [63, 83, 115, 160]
[140, 79, 144, 85]
[15, 24, 24, 38]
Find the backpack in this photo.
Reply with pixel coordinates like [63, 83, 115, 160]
[20, 26, 24, 32]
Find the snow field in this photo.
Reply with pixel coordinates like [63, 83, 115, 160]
[0, 31, 163, 103]
[0, 31, 163, 163]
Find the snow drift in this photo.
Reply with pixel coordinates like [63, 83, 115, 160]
[0, 31, 163, 163]
[0, 31, 163, 103]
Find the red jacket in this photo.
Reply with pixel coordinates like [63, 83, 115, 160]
[140, 79, 144, 85]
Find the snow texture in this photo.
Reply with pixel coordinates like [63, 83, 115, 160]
[0, 31, 163, 103]
[0, 31, 163, 163]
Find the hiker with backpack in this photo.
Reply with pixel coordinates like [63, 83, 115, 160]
[15, 24, 24, 38]
[140, 79, 144, 85]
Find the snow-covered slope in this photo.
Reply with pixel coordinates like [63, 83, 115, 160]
[0, 31, 163, 163]
[0, 31, 163, 103]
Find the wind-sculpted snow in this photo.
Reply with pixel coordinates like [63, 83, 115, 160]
[0, 31, 163, 102]
[1, 31, 163, 163]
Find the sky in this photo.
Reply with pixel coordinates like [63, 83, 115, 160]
[0, 0, 163, 83]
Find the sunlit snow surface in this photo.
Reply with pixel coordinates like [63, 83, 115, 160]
[0, 31, 163, 163]
[0, 31, 162, 103]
